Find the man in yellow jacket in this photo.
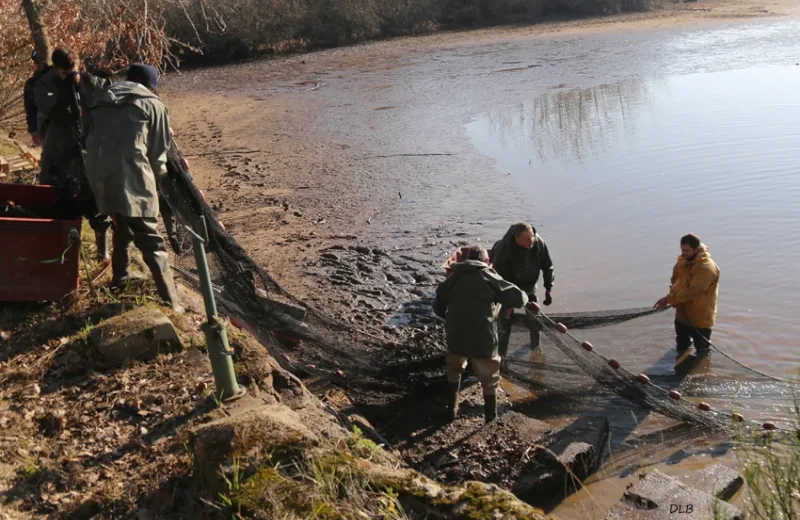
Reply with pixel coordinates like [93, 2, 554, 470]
[654, 234, 720, 356]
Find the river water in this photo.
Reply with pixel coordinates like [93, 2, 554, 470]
[467, 62, 800, 379]
[169, 14, 800, 517]
[461, 21, 800, 380]
[460, 20, 800, 518]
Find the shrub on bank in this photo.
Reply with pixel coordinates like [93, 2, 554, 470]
[87, 0, 652, 63]
[1, 0, 649, 125]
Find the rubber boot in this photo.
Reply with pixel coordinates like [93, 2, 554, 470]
[95, 230, 110, 262]
[484, 393, 498, 422]
[529, 328, 541, 350]
[498, 313, 512, 359]
[148, 253, 183, 313]
[446, 381, 461, 421]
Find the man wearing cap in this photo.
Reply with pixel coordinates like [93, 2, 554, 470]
[33, 47, 112, 259]
[85, 63, 182, 311]
[23, 49, 51, 147]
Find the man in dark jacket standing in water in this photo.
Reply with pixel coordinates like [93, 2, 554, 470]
[491, 222, 555, 356]
[433, 245, 528, 422]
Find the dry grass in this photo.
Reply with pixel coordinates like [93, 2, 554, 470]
[736, 397, 800, 520]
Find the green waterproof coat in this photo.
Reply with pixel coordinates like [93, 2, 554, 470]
[85, 81, 171, 218]
[491, 225, 554, 300]
[433, 260, 529, 360]
[34, 70, 110, 186]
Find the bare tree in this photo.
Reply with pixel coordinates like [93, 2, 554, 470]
[21, 0, 52, 65]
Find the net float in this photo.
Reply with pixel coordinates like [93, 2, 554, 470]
[181, 158, 190, 171]
[763, 422, 777, 431]
[732, 413, 745, 423]
[527, 301, 541, 313]
[698, 402, 712, 411]
[637, 373, 650, 384]
[230, 318, 242, 329]
[199, 189, 206, 201]
[608, 359, 620, 369]
[556, 323, 568, 334]
[218, 219, 226, 231]
[581, 341, 594, 351]
[668, 390, 682, 400]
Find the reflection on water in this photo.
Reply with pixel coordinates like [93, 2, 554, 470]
[478, 80, 654, 165]
[467, 65, 800, 379]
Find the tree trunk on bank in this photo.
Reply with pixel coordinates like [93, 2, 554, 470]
[21, 0, 52, 65]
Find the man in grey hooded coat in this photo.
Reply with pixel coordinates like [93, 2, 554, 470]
[85, 64, 181, 310]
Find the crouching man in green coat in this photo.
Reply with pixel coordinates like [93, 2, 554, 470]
[433, 245, 528, 422]
[85, 64, 181, 311]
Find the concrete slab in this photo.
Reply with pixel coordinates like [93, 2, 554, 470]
[693, 464, 744, 500]
[605, 470, 742, 520]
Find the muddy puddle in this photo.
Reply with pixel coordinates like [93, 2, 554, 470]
[164, 13, 800, 517]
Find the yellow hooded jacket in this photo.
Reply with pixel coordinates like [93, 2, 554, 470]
[667, 244, 720, 329]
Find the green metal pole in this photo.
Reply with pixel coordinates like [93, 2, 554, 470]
[186, 224, 244, 402]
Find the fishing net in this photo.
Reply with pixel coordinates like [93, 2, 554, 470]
[529, 311, 732, 432]
[158, 144, 405, 395]
[156, 139, 790, 434]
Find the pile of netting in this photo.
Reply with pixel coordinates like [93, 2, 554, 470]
[158, 140, 793, 435]
[159, 143, 404, 395]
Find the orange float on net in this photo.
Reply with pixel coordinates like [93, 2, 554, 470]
[669, 390, 682, 400]
[637, 374, 650, 385]
[732, 413, 745, 423]
[581, 341, 594, 352]
[556, 323, 568, 334]
[763, 422, 777, 431]
[698, 402, 712, 412]
[527, 301, 541, 314]
[608, 359, 620, 369]
[218, 219, 226, 231]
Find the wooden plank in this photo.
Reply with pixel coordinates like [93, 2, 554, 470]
[12, 140, 40, 166]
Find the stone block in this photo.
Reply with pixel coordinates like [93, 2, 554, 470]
[693, 464, 744, 500]
[605, 470, 742, 520]
[513, 416, 609, 506]
[91, 306, 181, 367]
[191, 404, 319, 494]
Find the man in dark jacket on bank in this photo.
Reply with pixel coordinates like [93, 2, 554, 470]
[433, 245, 528, 422]
[491, 222, 555, 356]
[23, 49, 50, 147]
[34, 47, 112, 260]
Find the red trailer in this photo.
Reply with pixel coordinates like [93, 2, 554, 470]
[0, 184, 82, 302]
